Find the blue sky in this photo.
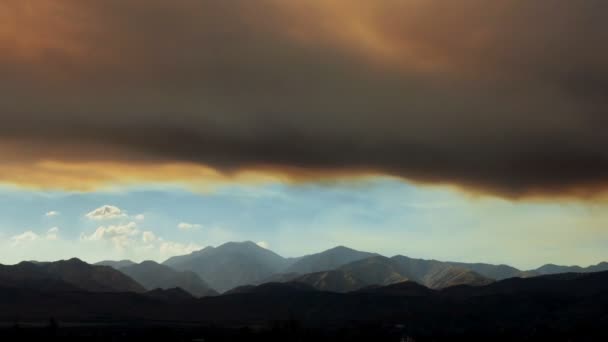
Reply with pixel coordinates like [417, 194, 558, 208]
[1, 178, 607, 269]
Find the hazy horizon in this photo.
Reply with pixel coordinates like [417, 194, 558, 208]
[1, 178, 606, 270]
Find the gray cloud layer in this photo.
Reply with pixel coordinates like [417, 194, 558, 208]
[1, 0, 607, 197]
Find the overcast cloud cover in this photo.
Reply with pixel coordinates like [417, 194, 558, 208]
[1, 0, 608, 198]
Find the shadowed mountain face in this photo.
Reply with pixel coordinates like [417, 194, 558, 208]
[224, 282, 318, 295]
[290, 256, 492, 292]
[118, 261, 218, 297]
[0, 259, 145, 293]
[447, 261, 537, 280]
[389, 256, 494, 289]
[442, 271, 608, 298]
[535, 262, 608, 275]
[0, 262, 80, 292]
[163, 241, 289, 292]
[144, 287, 195, 302]
[355, 281, 433, 296]
[292, 270, 369, 293]
[284, 246, 378, 274]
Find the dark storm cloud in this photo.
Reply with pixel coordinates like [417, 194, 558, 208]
[1, 0, 608, 197]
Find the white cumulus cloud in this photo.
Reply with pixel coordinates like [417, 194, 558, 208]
[159, 241, 201, 257]
[46, 227, 60, 240]
[45, 211, 60, 217]
[85, 205, 127, 220]
[81, 222, 139, 249]
[178, 222, 202, 231]
[142, 231, 157, 244]
[11, 231, 40, 245]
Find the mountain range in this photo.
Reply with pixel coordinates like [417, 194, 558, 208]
[158, 242, 517, 292]
[2, 242, 608, 339]
[3, 241, 606, 298]
[108, 241, 608, 295]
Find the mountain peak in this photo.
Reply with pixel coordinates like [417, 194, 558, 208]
[284, 245, 378, 275]
[65, 257, 86, 264]
[326, 245, 357, 253]
[219, 241, 260, 249]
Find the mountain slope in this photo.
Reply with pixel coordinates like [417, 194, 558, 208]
[163, 241, 288, 292]
[390, 255, 493, 288]
[39, 258, 146, 293]
[0, 262, 80, 292]
[284, 246, 378, 274]
[289, 256, 492, 292]
[0, 259, 145, 293]
[292, 256, 492, 292]
[145, 287, 195, 302]
[119, 261, 218, 297]
[292, 270, 369, 292]
[535, 262, 608, 275]
[447, 261, 535, 280]
[355, 281, 433, 296]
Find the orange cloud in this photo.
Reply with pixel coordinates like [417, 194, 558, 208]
[0, 1, 607, 199]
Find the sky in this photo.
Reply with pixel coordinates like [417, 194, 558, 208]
[1, 180, 607, 269]
[1, 0, 608, 269]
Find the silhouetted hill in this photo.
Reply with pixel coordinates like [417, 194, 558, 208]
[354, 281, 433, 296]
[163, 241, 288, 292]
[224, 282, 317, 295]
[284, 246, 378, 274]
[0, 262, 80, 292]
[118, 260, 218, 297]
[43, 258, 146, 292]
[2, 271, 608, 339]
[0, 259, 145, 293]
[144, 287, 195, 302]
[443, 270, 608, 297]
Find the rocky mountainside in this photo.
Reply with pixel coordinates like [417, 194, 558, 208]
[289, 255, 492, 292]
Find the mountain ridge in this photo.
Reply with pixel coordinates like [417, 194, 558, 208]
[118, 260, 218, 297]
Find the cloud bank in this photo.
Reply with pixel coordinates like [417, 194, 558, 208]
[1, 0, 608, 198]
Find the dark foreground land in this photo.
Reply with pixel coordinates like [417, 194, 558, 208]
[1, 271, 608, 341]
[2, 322, 607, 342]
